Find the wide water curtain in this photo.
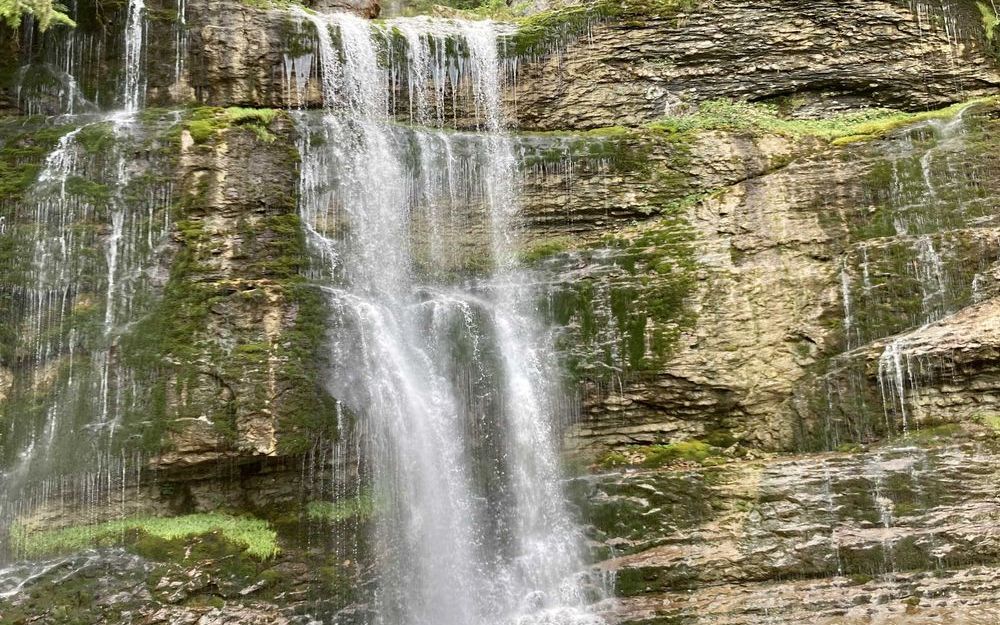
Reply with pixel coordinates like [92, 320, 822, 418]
[296, 11, 601, 625]
[0, 0, 169, 526]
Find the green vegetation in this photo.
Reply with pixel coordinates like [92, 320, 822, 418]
[899, 423, 963, 446]
[184, 107, 283, 144]
[849, 573, 874, 586]
[978, 1, 999, 43]
[76, 122, 116, 154]
[0, 123, 74, 201]
[11, 513, 280, 559]
[64, 175, 111, 203]
[648, 97, 997, 145]
[0, 0, 75, 30]
[385, 0, 527, 18]
[523, 127, 706, 377]
[239, 0, 299, 9]
[975, 413, 1000, 432]
[600, 439, 722, 469]
[307, 492, 376, 522]
[519, 236, 575, 264]
[118, 125, 335, 452]
[225, 107, 282, 142]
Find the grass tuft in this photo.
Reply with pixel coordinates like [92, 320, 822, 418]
[978, 1, 999, 42]
[11, 513, 280, 559]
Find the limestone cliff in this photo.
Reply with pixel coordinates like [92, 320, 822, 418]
[1, 0, 1000, 623]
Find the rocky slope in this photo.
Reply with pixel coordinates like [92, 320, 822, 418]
[1, 0, 1000, 623]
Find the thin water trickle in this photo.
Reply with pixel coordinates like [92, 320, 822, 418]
[840, 259, 853, 348]
[878, 338, 912, 433]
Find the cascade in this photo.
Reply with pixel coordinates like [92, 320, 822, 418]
[0, 0, 166, 546]
[877, 337, 919, 434]
[122, 0, 146, 112]
[174, 0, 187, 86]
[0, 118, 172, 514]
[820, 462, 844, 577]
[296, 10, 602, 625]
[865, 452, 897, 572]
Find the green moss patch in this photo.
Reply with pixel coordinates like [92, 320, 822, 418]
[648, 97, 997, 145]
[897, 423, 964, 446]
[978, 413, 1000, 432]
[306, 492, 376, 523]
[0, 123, 74, 201]
[11, 513, 280, 560]
[76, 122, 116, 154]
[225, 107, 282, 143]
[519, 236, 576, 264]
[600, 440, 723, 469]
[184, 107, 283, 144]
[119, 129, 335, 453]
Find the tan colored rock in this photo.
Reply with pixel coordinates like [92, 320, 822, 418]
[512, 0, 1000, 130]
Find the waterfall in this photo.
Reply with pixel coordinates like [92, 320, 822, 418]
[122, 0, 145, 112]
[296, 10, 602, 625]
[1, 0, 167, 527]
[878, 338, 913, 433]
[0, 118, 173, 513]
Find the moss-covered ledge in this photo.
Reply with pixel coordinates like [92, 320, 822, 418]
[11, 512, 280, 560]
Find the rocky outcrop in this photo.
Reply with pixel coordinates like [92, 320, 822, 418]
[145, 112, 334, 469]
[512, 0, 1000, 130]
[554, 102, 1000, 457]
[856, 298, 1000, 430]
[11, 0, 998, 127]
[157, 0, 320, 108]
[576, 429, 1000, 624]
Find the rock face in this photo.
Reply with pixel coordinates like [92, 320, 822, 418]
[512, 0, 1000, 130]
[1, 0, 1000, 623]
[575, 430, 1000, 624]
[149, 115, 333, 469]
[551, 102, 1000, 458]
[11, 0, 998, 125]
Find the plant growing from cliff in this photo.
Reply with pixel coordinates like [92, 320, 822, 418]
[599, 440, 723, 469]
[225, 107, 282, 143]
[978, 1, 999, 42]
[182, 107, 282, 144]
[1, 0, 75, 30]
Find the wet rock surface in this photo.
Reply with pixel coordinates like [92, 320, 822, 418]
[1, 0, 1000, 622]
[582, 433, 1000, 624]
[556, 103, 1000, 457]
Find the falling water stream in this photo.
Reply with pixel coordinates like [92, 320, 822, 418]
[296, 10, 602, 625]
[0, 0, 167, 538]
